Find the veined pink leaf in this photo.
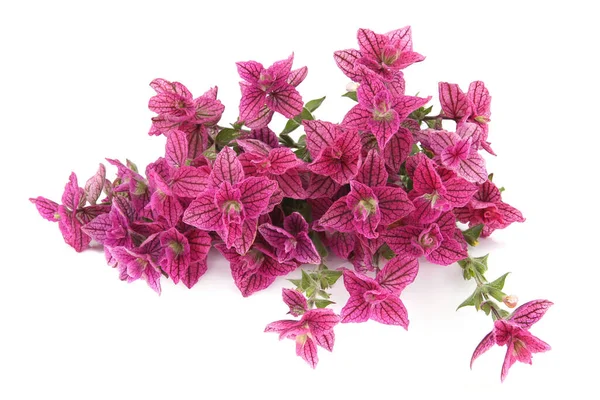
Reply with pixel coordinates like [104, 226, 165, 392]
[372, 186, 413, 225]
[193, 95, 224, 125]
[230, 263, 276, 297]
[249, 127, 279, 148]
[428, 129, 457, 154]
[377, 256, 419, 294]
[468, 81, 491, 119]
[239, 177, 278, 218]
[183, 261, 208, 289]
[305, 173, 339, 199]
[386, 72, 406, 97]
[392, 95, 431, 121]
[426, 237, 467, 266]
[318, 197, 354, 232]
[457, 153, 487, 184]
[160, 228, 191, 285]
[443, 177, 477, 207]
[151, 192, 183, 227]
[340, 295, 371, 323]
[236, 60, 263, 83]
[342, 104, 370, 130]
[304, 309, 341, 334]
[439, 82, 471, 120]
[381, 225, 423, 257]
[509, 300, 553, 329]
[411, 196, 443, 225]
[258, 223, 292, 254]
[268, 147, 300, 175]
[274, 170, 306, 199]
[386, 26, 413, 52]
[357, 28, 386, 60]
[228, 218, 258, 255]
[182, 189, 222, 231]
[170, 165, 210, 198]
[62, 173, 85, 211]
[210, 146, 244, 186]
[294, 233, 321, 264]
[333, 49, 362, 81]
[303, 120, 337, 158]
[185, 229, 211, 263]
[30, 196, 59, 221]
[284, 212, 309, 236]
[357, 74, 386, 105]
[296, 337, 318, 369]
[441, 138, 472, 169]
[165, 130, 188, 168]
[475, 180, 502, 203]
[288, 66, 308, 87]
[342, 269, 378, 295]
[470, 331, 495, 369]
[244, 106, 274, 129]
[371, 297, 409, 328]
[313, 330, 335, 352]
[266, 86, 303, 119]
[384, 128, 412, 174]
[412, 156, 445, 195]
[397, 51, 426, 69]
[237, 138, 271, 156]
[239, 83, 267, 124]
[282, 288, 308, 317]
[81, 213, 111, 244]
[84, 164, 106, 205]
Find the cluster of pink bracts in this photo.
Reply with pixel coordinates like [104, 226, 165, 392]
[31, 27, 551, 381]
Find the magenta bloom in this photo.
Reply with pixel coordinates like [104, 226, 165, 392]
[319, 180, 413, 239]
[382, 212, 467, 266]
[334, 27, 424, 82]
[237, 54, 305, 127]
[258, 212, 321, 265]
[455, 180, 525, 237]
[183, 147, 277, 254]
[265, 304, 340, 368]
[340, 256, 419, 327]
[343, 73, 430, 149]
[471, 300, 552, 381]
[304, 120, 361, 185]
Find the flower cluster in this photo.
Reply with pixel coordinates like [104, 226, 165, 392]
[31, 26, 550, 381]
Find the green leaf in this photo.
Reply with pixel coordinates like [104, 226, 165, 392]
[301, 270, 313, 291]
[379, 244, 396, 260]
[317, 290, 330, 299]
[462, 224, 484, 246]
[472, 254, 489, 275]
[288, 278, 303, 290]
[305, 96, 326, 113]
[202, 146, 217, 161]
[299, 107, 313, 121]
[278, 133, 296, 147]
[488, 173, 494, 181]
[281, 119, 300, 135]
[310, 232, 328, 258]
[216, 128, 240, 146]
[297, 134, 306, 147]
[306, 285, 316, 299]
[321, 269, 342, 286]
[457, 292, 477, 310]
[489, 272, 510, 291]
[342, 91, 358, 102]
[126, 159, 139, 173]
[499, 187, 505, 193]
[314, 299, 335, 308]
[498, 309, 510, 319]
[410, 143, 421, 155]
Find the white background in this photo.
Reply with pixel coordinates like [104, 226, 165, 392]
[1, 1, 597, 398]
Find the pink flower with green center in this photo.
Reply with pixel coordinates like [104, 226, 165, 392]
[343, 73, 430, 149]
[319, 180, 414, 239]
[265, 304, 340, 368]
[303, 120, 361, 185]
[471, 300, 552, 382]
[148, 78, 195, 123]
[182, 147, 277, 254]
[340, 256, 419, 327]
[334, 27, 425, 82]
[258, 212, 321, 265]
[237, 54, 305, 127]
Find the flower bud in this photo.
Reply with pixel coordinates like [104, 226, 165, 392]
[502, 295, 518, 308]
[346, 82, 359, 92]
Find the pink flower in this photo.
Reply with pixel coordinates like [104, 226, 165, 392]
[340, 256, 419, 327]
[265, 299, 340, 368]
[454, 180, 525, 237]
[237, 54, 305, 127]
[471, 300, 552, 381]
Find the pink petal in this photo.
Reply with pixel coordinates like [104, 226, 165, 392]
[258, 223, 293, 254]
[468, 81, 491, 118]
[386, 73, 406, 97]
[357, 150, 388, 187]
[333, 49, 362, 81]
[426, 237, 468, 266]
[318, 197, 354, 232]
[305, 173, 339, 199]
[284, 212, 309, 235]
[356, 74, 387, 105]
[302, 120, 337, 159]
[288, 66, 308, 87]
[396, 51, 426, 69]
[294, 233, 321, 264]
[458, 153, 487, 184]
[371, 297, 409, 328]
[381, 225, 423, 257]
[470, 331, 495, 369]
[239, 177, 278, 218]
[340, 295, 371, 323]
[268, 147, 301, 175]
[143, 263, 162, 295]
[342, 269, 379, 295]
[509, 300, 553, 329]
[244, 106, 274, 129]
[282, 288, 308, 317]
[264, 319, 300, 337]
[372, 186, 414, 225]
[383, 127, 412, 174]
[84, 163, 106, 205]
[442, 177, 477, 207]
[273, 170, 306, 199]
[30, 196, 59, 221]
[386, 26, 414, 52]
[183, 261, 208, 289]
[391, 95, 431, 121]
[210, 146, 244, 186]
[411, 196, 443, 225]
[439, 82, 471, 120]
[239, 83, 266, 123]
[182, 189, 223, 231]
[428, 129, 458, 154]
[497, 202, 526, 224]
[341, 104, 370, 130]
[412, 156, 445, 195]
[170, 165, 211, 198]
[81, 213, 111, 243]
[313, 330, 335, 352]
[356, 28, 385, 60]
[160, 228, 191, 285]
[231, 264, 276, 297]
[441, 138, 472, 169]
[193, 95, 224, 125]
[236, 60, 263, 83]
[501, 343, 517, 382]
[377, 256, 419, 294]
[260, 255, 299, 277]
[475, 180, 502, 203]
[185, 229, 211, 263]
[266, 85, 303, 119]
[324, 231, 356, 259]
[226, 218, 258, 255]
[150, 193, 183, 227]
[296, 336, 319, 368]
[249, 127, 279, 148]
[303, 309, 341, 334]
[62, 172, 85, 211]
